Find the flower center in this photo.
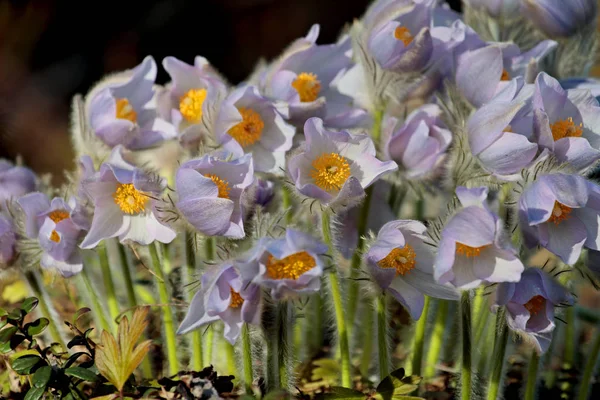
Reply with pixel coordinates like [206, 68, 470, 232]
[266, 251, 316, 280]
[179, 89, 207, 123]
[310, 153, 351, 192]
[113, 183, 148, 215]
[292, 72, 321, 103]
[500, 69, 511, 81]
[394, 26, 414, 46]
[229, 288, 244, 309]
[550, 117, 583, 141]
[48, 210, 70, 243]
[115, 98, 137, 122]
[549, 201, 572, 224]
[524, 295, 545, 315]
[228, 108, 264, 148]
[455, 243, 489, 257]
[377, 245, 417, 275]
[205, 174, 231, 199]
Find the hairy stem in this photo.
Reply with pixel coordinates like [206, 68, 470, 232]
[185, 232, 203, 371]
[577, 327, 600, 400]
[424, 300, 449, 378]
[411, 296, 430, 377]
[524, 351, 539, 400]
[97, 244, 120, 323]
[460, 291, 472, 400]
[116, 241, 137, 308]
[242, 323, 254, 393]
[78, 266, 111, 333]
[360, 302, 375, 376]
[487, 310, 509, 400]
[377, 294, 390, 380]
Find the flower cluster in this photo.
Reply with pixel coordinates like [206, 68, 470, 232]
[3, 0, 600, 398]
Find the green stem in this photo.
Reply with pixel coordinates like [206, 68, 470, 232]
[487, 310, 509, 400]
[79, 267, 111, 333]
[524, 351, 539, 400]
[278, 303, 290, 389]
[564, 307, 576, 366]
[424, 300, 449, 378]
[322, 212, 352, 388]
[224, 338, 237, 376]
[242, 323, 254, 393]
[415, 195, 425, 221]
[360, 303, 375, 377]
[411, 296, 430, 377]
[116, 242, 137, 308]
[24, 271, 66, 349]
[97, 244, 120, 323]
[377, 295, 390, 380]
[578, 327, 600, 400]
[205, 325, 214, 367]
[149, 243, 179, 376]
[460, 291, 472, 400]
[185, 232, 203, 371]
[310, 294, 323, 354]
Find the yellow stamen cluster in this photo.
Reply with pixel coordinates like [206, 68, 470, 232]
[229, 288, 244, 308]
[48, 209, 70, 243]
[115, 98, 137, 122]
[549, 201, 572, 224]
[455, 242, 489, 257]
[394, 26, 414, 46]
[524, 295, 545, 315]
[377, 245, 417, 275]
[310, 153, 351, 192]
[292, 72, 321, 102]
[500, 69, 511, 81]
[228, 108, 264, 147]
[113, 183, 148, 215]
[205, 174, 231, 199]
[550, 117, 583, 141]
[179, 89, 207, 122]
[266, 251, 316, 280]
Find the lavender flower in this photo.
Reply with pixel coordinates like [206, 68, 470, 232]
[177, 262, 261, 344]
[522, 0, 597, 38]
[384, 104, 451, 180]
[493, 268, 574, 353]
[215, 85, 295, 173]
[240, 229, 328, 300]
[434, 187, 525, 290]
[456, 42, 557, 107]
[518, 173, 600, 265]
[79, 146, 176, 248]
[288, 118, 397, 209]
[261, 25, 369, 128]
[162, 56, 232, 147]
[365, 220, 459, 319]
[0, 160, 36, 205]
[0, 213, 16, 266]
[366, 0, 435, 72]
[87, 56, 176, 150]
[18, 193, 89, 277]
[176, 153, 254, 238]
[254, 179, 275, 207]
[532, 73, 600, 171]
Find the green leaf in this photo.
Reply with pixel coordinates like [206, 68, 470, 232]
[0, 326, 18, 343]
[315, 387, 366, 399]
[73, 308, 91, 325]
[24, 386, 45, 400]
[11, 354, 44, 375]
[0, 316, 8, 330]
[64, 352, 92, 369]
[7, 308, 23, 323]
[376, 368, 422, 400]
[24, 318, 49, 336]
[32, 366, 52, 388]
[21, 298, 39, 314]
[311, 358, 341, 385]
[0, 308, 7, 317]
[262, 390, 291, 400]
[65, 367, 99, 382]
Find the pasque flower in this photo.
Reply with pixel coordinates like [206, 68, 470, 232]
[79, 146, 176, 248]
[518, 173, 600, 265]
[434, 187, 525, 290]
[215, 85, 295, 173]
[261, 25, 370, 128]
[239, 229, 328, 300]
[365, 220, 459, 319]
[162, 56, 233, 147]
[18, 193, 89, 277]
[0, 213, 16, 266]
[522, 0, 597, 38]
[493, 267, 574, 353]
[0, 160, 36, 206]
[532, 73, 600, 172]
[288, 118, 397, 209]
[176, 152, 254, 239]
[177, 262, 261, 344]
[87, 56, 177, 150]
[384, 104, 452, 180]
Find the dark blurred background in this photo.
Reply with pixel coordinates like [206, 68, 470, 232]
[0, 0, 461, 181]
